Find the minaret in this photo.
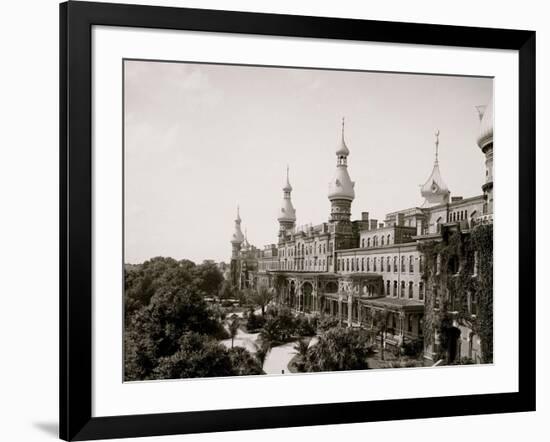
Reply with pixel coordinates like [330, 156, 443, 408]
[230, 206, 245, 258]
[277, 165, 297, 238]
[420, 130, 450, 207]
[476, 98, 493, 216]
[328, 118, 355, 222]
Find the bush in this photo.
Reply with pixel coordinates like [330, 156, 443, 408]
[401, 338, 424, 357]
[317, 316, 340, 333]
[246, 310, 266, 332]
[295, 315, 316, 337]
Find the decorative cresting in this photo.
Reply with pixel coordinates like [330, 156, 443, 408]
[230, 205, 245, 257]
[277, 165, 297, 235]
[420, 129, 451, 207]
[328, 118, 355, 222]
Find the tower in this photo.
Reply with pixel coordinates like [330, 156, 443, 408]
[230, 206, 244, 258]
[277, 166, 297, 238]
[476, 99, 493, 215]
[420, 130, 451, 207]
[328, 118, 355, 222]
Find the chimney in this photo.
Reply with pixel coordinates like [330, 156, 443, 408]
[361, 212, 369, 222]
[379, 223, 384, 229]
[369, 219, 378, 230]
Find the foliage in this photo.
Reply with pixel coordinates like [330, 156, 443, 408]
[317, 316, 340, 333]
[401, 338, 424, 357]
[247, 286, 274, 316]
[371, 308, 390, 360]
[294, 315, 317, 337]
[228, 317, 240, 349]
[246, 308, 266, 332]
[227, 347, 263, 375]
[419, 224, 493, 363]
[293, 339, 310, 372]
[305, 328, 375, 372]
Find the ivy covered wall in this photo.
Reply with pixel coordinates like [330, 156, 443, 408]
[419, 224, 493, 363]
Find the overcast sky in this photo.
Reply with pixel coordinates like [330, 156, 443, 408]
[124, 59, 492, 264]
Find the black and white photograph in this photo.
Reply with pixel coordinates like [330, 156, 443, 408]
[123, 60, 494, 381]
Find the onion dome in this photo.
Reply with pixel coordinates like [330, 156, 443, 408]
[230, 206, 245, 244]
[421, 130, 450, 207]
[278, 166, 297, 223]
[477, 98, 493, 151]
[328, 118, 355, 201]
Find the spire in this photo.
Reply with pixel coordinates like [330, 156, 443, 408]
[283, 164, 292, 193]
[336, 116, 350, 158]
[231, 205, 244, 244]
[420, 130, 450, 207]
[329, 118, 355, 202]
[278, 166, 296, 224]
[434, 129, 440, 164]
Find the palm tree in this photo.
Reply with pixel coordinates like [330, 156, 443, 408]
[228, 317, 240, 349]
[254, 341, 271, 370]
[293, 339, 310, 372]
[250, 286, 274, 316]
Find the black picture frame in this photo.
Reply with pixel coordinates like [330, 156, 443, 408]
[60, 1, 536, 440]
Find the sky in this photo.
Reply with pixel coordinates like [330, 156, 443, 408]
[124, 59, 493, 264]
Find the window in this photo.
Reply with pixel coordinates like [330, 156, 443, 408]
[386, 280, 390, 295]
[409, 281, 413, 299]
[393, 256, 398, 272]
[419, 256, 424, 273]
[386, 256, 391, 272]
[373, 257, 377, 272]
[387, 234, 391, 245]
[361, 258, 365, 272]
[419, 281, 424, 300]
[366, 258, 370, 272]
[393, 280, 398, 296]
[434, 286, 440, 308]
[381, 236, 385, 246]
[337, 259, 341, 271]
[351, 259, 355, 272]
[409, 255, 414, 273]
[361, 238, 365, 248]
[401, 256, 405, 272]
[346, 259, 349, 272]
[401, 280, 406, 298]
[373, 236, 378, 247]
[367, 238, 371, 248]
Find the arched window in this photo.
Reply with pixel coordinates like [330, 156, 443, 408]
[381, 236, 385, 246]
[409, 281, 414, 299]
[393, 256, 398, 272]
[419, 256, 424, 273]
[386, 280, 390, 295]
[393, 281, 398, 296]
[436, 217, 442, 233]
[409, 255, 414, 273]
[351, 259, 355, 272]
[346, 259, 349, 271]
[387, 234, 391, 245]
[419, 281, 424, 300]
[386, 256, 391, 272]
[374, 236, 378, 247]
[367, 238, 371, 248]
[361, 258, 365, 271]
[401, 256, 405, 272]
[401, 280, 406, 298]
[366, 257, 370, 272]
[361, 238, 365, 248]
[373, 257, 377, 272]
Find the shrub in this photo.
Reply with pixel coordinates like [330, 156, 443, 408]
[401, 338, 424, 357]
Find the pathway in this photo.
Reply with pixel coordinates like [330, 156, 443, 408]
[263, 341, 298, 375]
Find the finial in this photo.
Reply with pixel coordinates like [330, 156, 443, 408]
[286, 164, 289, 180]
[435, 129, 440, 164]
[475, 105, 487, 122]
[341, 117, 345, 138]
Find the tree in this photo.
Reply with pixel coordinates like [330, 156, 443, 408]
[248, 286, 274, 316]
[372, 308, 390, 360]
[254, 341, 271, 371]
[306, 327, 374, 372]
[194, 260, 224, 297]
[293, 339, 310, 372]
[228, 347, 263, 376]
[153, 332, 234, 379]
[228, 317, 240, 349]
